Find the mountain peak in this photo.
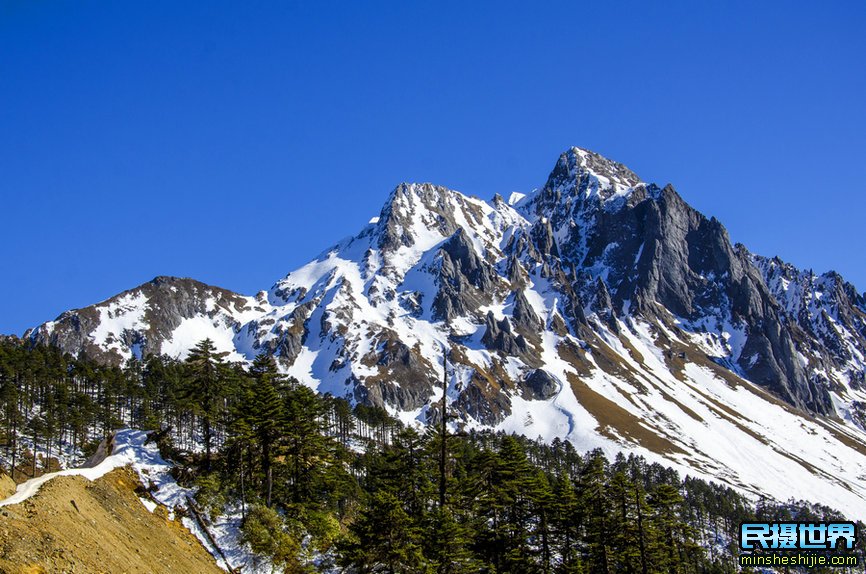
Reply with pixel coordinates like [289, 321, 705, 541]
[373, 181, 495, 259]
[555, 146, 642, 190]
[520, 147, 644, 219]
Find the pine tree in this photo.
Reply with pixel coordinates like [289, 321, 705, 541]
[551, 473, 584, 574]
[607, 470, 642, 574]
[647, 483, 687, 574]
[425, 507, 482, 574]
[240, 504, 306, 573]
[183, 338, 232, 470]
[339, 490, 431, 573]
[531, 469, 556, 574]
[0, 366, 23, 477]
[579, 450, 612, 574]
[281, 381, 330, 506]
[368, 427, 433, 517]
[247, 353, 287, 506]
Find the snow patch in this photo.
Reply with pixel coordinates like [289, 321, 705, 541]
[161, 317, 246, 362]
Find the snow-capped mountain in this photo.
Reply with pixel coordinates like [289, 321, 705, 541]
[24, 276, 271, 364]
[23, 147, 866, 514]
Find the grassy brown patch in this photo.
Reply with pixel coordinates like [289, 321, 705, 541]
[566, 374, 686, 456]
[556, 340, 594, 377]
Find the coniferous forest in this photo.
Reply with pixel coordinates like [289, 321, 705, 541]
[0, 337, 863, 573]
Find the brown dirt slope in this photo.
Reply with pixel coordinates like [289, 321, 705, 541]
[0, 467, 223, 574]
[0, 475, 14, 500]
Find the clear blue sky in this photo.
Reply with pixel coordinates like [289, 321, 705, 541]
[2, 1, 864, 335]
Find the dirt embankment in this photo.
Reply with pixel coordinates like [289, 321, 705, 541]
[0, 474, 14, 500]
[0, 467, 224, 574]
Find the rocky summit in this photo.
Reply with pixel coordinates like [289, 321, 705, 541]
[23, 147, 866, 511]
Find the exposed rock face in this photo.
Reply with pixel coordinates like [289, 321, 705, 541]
[361, 336, 439, 410]
[377, 183, 463, 253]
[522, 369, 559, 400]
[754, 256, 866, 399]
[254, 300, 318, 365]
[454, 371, 512, 426]
[619, 188, 824, 412]
[512, 290, 542, 334]
[481, 311, 530, 357]
[506, 254, 528, 289]
[433, 229, 500, 322]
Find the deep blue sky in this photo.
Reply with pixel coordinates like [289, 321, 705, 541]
[2, 1, 865, 335]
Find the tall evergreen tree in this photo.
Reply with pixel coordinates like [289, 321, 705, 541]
[183, 338, 232, 470]
[579, 450, 612, 574]
[339, 490, 431, 573]
[647, 483, 687, 574]
[247, 353, 287, 506]
[425, 507, 482, 574]
[551, 473, 584, 574]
